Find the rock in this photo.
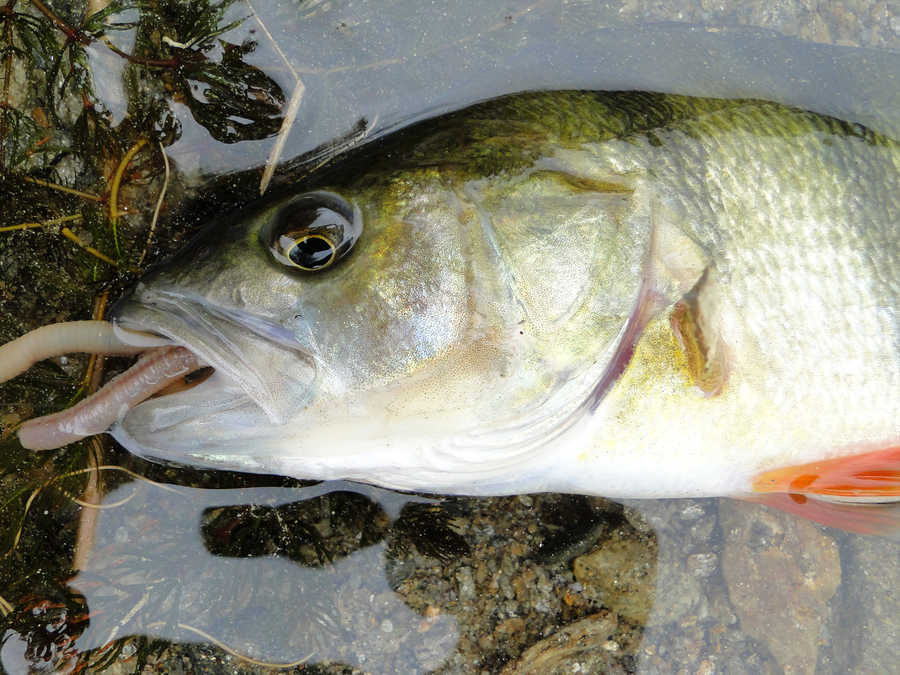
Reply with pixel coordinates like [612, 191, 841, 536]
[573, 526, 657, 624]
[719, 500, 841, 674]
[502, 612, 628, 675]
[830, 535, 900, 672]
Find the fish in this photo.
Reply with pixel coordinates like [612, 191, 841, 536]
[2, 91, 898, 535]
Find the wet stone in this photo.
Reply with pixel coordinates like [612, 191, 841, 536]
[456, 566, 476, 602]
[687, 552, 719, 578]
[501, 611, 629, 675]
[829, 534, 900, 673]
[572, 524, 657, 624]
[719, 500, 841, 675]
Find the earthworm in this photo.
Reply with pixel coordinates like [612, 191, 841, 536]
[18, 346, 203, 450]
[0, 320, 167, 383]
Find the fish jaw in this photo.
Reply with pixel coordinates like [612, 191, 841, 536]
[108, 285, 321, 466]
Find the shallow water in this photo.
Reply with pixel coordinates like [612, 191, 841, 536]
[0, 1, 898, 673]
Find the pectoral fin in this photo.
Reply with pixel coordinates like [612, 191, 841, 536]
[748, 445, 900, 537]
[670, 271, 728, 396]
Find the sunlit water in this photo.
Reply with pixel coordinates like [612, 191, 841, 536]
[1, 1, 898, 673]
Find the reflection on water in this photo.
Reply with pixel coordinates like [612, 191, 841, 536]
[2, 472, 897, 672]
[3, 481, 461, 672]
[1, 0, 898, 672]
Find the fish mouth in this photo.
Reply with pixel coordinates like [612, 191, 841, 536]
[108, 284, 317, 428]
[3, 283, 318, 461]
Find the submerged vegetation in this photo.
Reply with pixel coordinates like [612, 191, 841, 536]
[0, 1, 296, 670]
[0, 0, 286, 332]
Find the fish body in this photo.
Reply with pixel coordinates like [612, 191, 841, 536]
[6, 92, 899, 528]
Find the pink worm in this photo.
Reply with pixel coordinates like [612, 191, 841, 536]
[18, 346, 202, 450]
[0, 321, 158, 382]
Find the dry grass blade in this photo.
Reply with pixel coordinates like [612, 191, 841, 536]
[19, 176, 103, 201]
[138, 142, 169, 266]
[246, 1, 305, 195]
[260, 79, 305, 195]
[73, 437, 102, 570]
[2, 465, 184, 560]
[0, 213, 83, 232]
[104, 590, 150, 646]
[175, 622, 316, 669]
[3, 487, 44, 560]
[60, 227, 118, 266]
[73, 293, 111, 570]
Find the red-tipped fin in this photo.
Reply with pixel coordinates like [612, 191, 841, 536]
[749, 446, 900, 538]
[753, 446, 899, 499]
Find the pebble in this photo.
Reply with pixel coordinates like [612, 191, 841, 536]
[456, 566, 476, 602]
[572, 526, 657, 623]
[828, 535, 900, 672]
[687, 552, 719, 578]
[502, 612, 629, 675]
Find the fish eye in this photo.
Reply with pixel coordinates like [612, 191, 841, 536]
[263, 191, 362, 271]
[284, 233, 336, 271]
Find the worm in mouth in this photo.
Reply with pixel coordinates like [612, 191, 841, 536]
[0, 321, 207, 450]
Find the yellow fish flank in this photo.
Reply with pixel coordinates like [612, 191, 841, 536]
[1, 91, 898, 534]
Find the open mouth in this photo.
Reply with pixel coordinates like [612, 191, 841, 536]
[1, 290, 317, 452]
[151, 365, 216, 398]
[16, 343, 209, 450]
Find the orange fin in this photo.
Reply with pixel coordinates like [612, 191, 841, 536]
[749, 446, 900, 537]
[752, 446, 900, 499]
[744, 494, 900, 539]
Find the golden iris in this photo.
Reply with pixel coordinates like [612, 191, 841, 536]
[262, 191, 362, 272]
[279, 233, 337, 271]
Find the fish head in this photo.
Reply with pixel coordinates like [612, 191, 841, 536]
[109, 142, 656, 487]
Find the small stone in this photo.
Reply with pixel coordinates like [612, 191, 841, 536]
[118, 640, 137, 660]
[687, 552, 719, 578]
[114, 526, 130, 544]
[380, 619, 393, 633]
[573, 528, 657, 623]
[456, 566, 476, 602]
[502, 612, 627, 675]
[829, 536, 900, 672]
[679, 502, 706, 521]
[0, 412, 22, 428]
[495, 617, 526, 640]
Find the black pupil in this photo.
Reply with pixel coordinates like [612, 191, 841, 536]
[290, 237, 333, 269]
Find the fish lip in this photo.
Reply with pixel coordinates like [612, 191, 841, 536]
[113, 284, 303, 351]
[110, 285, 317, 423]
